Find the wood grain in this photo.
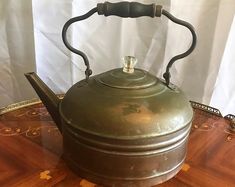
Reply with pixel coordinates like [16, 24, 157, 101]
[0, 103, 235, 187]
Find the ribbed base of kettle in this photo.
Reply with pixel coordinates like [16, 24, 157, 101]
[65, 155, 184, 187]
[62, 122, 190, 186]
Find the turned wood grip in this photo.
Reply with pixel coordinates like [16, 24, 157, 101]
[97, 2, 162, 18]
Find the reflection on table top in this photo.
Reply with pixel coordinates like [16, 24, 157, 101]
[0, 102, 235, 187]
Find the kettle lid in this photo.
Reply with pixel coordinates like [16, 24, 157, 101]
[97, 56, 157, 89]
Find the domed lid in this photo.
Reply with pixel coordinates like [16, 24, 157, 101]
[60, 57, 193, 139]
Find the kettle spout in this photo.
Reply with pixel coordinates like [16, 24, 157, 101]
[25, 72, 62, 132]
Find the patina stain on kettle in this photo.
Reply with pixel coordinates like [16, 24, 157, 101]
[25, 2, 197, 187]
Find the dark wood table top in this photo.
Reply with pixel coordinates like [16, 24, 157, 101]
[0, 101, 235, 187]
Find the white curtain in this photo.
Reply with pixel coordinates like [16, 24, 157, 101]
[1, 0, 235, 116]
[0, 0, 36, 107]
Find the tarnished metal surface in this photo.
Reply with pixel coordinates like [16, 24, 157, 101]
[60, 68, 193, 138]
[25, 67, 193, 186]
[24, 1, 198, 186]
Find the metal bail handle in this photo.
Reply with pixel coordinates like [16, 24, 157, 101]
[62, 1, 197, 85]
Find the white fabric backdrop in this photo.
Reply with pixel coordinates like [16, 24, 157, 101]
[0, 0, 36, 107]
[1, 0, 235, 116]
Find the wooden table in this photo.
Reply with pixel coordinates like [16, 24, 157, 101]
[0, 100, 235, 187]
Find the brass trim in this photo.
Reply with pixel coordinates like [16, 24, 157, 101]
[0, 99, 42, 115]
[224, 114, 235, 132]
[190, 101, 222, 117]
[0, 94, 64, 116]
[224, 114, 235, 121]
[190, 101, 235, 126]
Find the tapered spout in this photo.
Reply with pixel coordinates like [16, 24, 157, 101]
[25, 72, 62, 133]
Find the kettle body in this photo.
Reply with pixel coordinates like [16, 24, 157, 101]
[25, 2, 197, 186]
[60, 69, 193, 187]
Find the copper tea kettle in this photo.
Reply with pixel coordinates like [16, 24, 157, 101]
[25, 2, 196, 186]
